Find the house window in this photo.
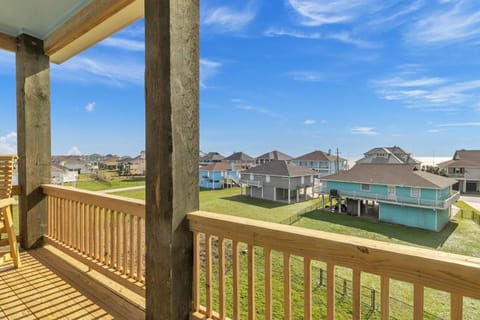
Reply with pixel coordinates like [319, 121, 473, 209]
[266, 175, 270, 183]
[361, 184, 370, 191]
[411, 187, 421, 198]
[301, 176, 305, 184]
[250, 174, 254, 181]
[310, 175, 313, 183]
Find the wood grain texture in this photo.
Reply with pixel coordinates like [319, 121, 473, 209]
[381, 276, 390, 320]
[352, 269, 361, 320]
[0, 32, 16, 52]
[44, 0, 135, 56]
[145, 0, 199, 319]
[16, 34, 51, 249]
[188, 210, 480, 300]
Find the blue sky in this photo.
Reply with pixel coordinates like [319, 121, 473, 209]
[1, 0, 480, 158]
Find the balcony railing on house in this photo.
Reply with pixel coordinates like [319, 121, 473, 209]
[320, 187, 460, 210]
[188, 211, 480, 320]
[41, 184, 146, 297]
[32, 185, 480, 319]
[240, 179, 263, 188]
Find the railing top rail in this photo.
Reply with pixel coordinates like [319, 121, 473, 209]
[41, 184, 145, 218]
[188, 210, 480, 300]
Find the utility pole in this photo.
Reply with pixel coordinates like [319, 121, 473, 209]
[336, 148, 340, 173]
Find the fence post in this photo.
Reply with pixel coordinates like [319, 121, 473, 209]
[371, 289, 376, 311]
[343, 279, 347, 297]
[319, 268, 324, 286]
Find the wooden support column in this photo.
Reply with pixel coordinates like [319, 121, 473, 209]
[16, 34, 51, 249]
[145, 0, 199, 319]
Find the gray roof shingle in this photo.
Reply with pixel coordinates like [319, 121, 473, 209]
[244, 160, 317, 177]
[321, 163, 456, 189]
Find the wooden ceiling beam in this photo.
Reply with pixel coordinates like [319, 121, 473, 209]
[44, 0, 136, 57]
[0, 32, 16, 53]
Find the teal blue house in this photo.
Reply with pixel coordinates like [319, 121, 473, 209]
[320, 164, 460, 231]
[199, 162, 240, 189]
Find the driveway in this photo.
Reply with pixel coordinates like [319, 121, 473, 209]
[460, 194, 480, 211]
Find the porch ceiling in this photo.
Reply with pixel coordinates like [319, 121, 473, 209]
[0, 0, 143, 64]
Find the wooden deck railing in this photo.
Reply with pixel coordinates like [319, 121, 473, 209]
[42, 184, 145, 296]
[188, 211, 480, 320]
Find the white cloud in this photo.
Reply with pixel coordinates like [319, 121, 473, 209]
[236, 104, 279, 118]
[304, 119, 316, 125]
[290, 71, 324, 82]
[406, 1, 480, 45]
[427, 129, 440, 133]
[0, 132, 17, 154]
[288, 0, 378, 26]
[373, 68, 480, 110]
[264, 28, 377, 48]
[437, 122, 480, 127]
[200, 59, 222, 88]
[53, 56, 144, 86]
[203, 3, 256, 32]
[68, 146, 82, 156]
[99, 37, 145, 51]
[85, 102, 96, 112]
[351, 126, 377, 135]
[264, 28, 322, 39]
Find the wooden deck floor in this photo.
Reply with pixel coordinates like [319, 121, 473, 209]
[0, 246, 145, 320]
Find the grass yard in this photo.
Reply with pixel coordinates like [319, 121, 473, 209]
[65, 171, 145, 191]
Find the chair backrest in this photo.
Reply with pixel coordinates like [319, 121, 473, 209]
[0, 155, 17, 199]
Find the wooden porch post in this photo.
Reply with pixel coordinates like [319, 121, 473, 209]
[16, 34, 51, 249]
[145, 0, 199, 319]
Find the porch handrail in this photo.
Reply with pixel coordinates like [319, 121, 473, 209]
[188, 210, 480, 319]
[41, 184, 146, 296]
[320, 187, 459, 209]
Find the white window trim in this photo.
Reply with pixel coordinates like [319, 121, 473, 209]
[411, 187, 421, 198]
[361, 184, 370, 191]
[266, 175, 270, 183]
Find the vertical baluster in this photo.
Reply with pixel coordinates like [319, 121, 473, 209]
[99, 208, 104, 264]
[137, 217, 143, 281]
[232, 240, 240, 320]
[110, 210, 115, 268]
[130, 214, 135, 277]
[75, 201, 80, 250]
[205, 234, 213, 318]
[47, 196, 51, 236]
[414, 284, 424, 320]
[80, 202, 85, 254]
[352, 269, 361, 320]
[218, 237, 226, 320]
[89, 205, 95, 258]
[450, 294, 463, 320]
[381, 276, 390, 320]
[264, 247, 272, 320]
[105, 209, 111, 266]
[123, 212, 127, 274]
[284, 253, 291, 320]
[94, 206, 99, 260]
[116, 210, 121, 271]
[304, 257, 312, 320]
[248, 244, 255, 320]
[193, 231, 200, 313]
[327, 262, 336, 320]
[61, 198, 65, 243]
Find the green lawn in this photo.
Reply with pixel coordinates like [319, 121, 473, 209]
[65, 172, 145, 191]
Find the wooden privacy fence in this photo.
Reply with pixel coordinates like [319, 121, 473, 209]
[42, 184, 146, 296]
[188, 211, 480, 320]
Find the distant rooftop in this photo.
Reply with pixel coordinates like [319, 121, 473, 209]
[244, 160, 317, 177]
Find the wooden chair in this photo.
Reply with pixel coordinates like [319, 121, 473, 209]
[0, 155, 21, 268]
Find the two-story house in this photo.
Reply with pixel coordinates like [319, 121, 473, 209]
[200, 152, 224, 165]
[223, 152, 254, 169]
[199, 162, 240, 189]
[254, 150, 292, 166]
[320, 163, 459, 231]
[438, 149, 480, 193]
[357, 146, 421, 166]
[292, 150, 347, 176]
[240, 160, 318, 203]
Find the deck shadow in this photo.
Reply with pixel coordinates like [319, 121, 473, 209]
[220, 195, 289, 209]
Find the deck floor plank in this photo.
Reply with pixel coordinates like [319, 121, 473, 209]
[0, 247, 144, 320]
